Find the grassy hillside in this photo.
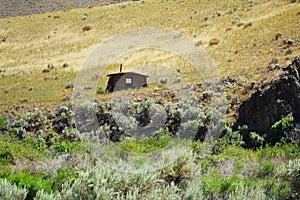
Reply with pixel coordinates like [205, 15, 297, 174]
[0, 2, 300, 199]
[0, 0, 299, 106]
[0, 0, 108, 18]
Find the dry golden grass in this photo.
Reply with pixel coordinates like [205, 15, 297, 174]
[0, 0, 299, 107]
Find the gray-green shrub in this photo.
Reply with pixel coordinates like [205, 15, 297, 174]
[34, 190, 61, 200]
[277, 159, 300, 198]
[0, 179, 28, 200]
[228, 183, 268, 200]
[60, 145, 201, 200]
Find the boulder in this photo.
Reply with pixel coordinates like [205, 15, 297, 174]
[236, 57, 300, 145]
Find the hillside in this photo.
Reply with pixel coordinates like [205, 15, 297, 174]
[0, 0, 112, 18]
[0, 0, 299, 107]
[0, 1, 300, 199]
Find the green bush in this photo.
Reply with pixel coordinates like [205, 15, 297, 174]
[0, 107, 299, 200]
[213, 125, 244, 154]
[249, 131, 264, 147]
[6, 173, 52, 200]
[270, 114, 294, 144]
[0, 136, 297, 199]
[54, 141, 79, 153]
[0, 179, 28, 200]
[201, 175, 226, 197]
[215, 145, 257, 163]
[201, 174, 247, 198]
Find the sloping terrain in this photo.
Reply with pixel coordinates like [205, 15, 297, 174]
[0, 1, 300, 199]
[0, 0, 111, 18]
[0, 0, 299, 107]
[236, 57, 300, 146]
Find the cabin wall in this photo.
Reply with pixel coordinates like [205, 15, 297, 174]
[106, 75, 122, 92]
[106, 74, 147, 92]
[131, 75, 147, 88]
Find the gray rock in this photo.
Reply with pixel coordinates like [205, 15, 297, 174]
[236, 56, 300, 145]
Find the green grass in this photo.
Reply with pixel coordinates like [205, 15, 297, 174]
[117, 134, 172, 153]
[0, 68, 76, 106]
[0, 135, 47, 165]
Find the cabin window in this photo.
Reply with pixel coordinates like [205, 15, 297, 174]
[125, 78, 132, 84]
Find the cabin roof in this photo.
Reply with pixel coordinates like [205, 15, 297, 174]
[106, 72, 149, 77]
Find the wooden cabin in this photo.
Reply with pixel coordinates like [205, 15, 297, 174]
[105, 64, 148, 92]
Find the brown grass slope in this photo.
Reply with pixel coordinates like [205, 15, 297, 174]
[0, 0, 299, 107]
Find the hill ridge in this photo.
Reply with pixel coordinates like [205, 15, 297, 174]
[0, 0, 126, 18]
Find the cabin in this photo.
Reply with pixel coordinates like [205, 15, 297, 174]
[105, 64, 148, 92]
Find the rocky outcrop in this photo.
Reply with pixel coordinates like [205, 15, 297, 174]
[236, 57, 300, 145]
